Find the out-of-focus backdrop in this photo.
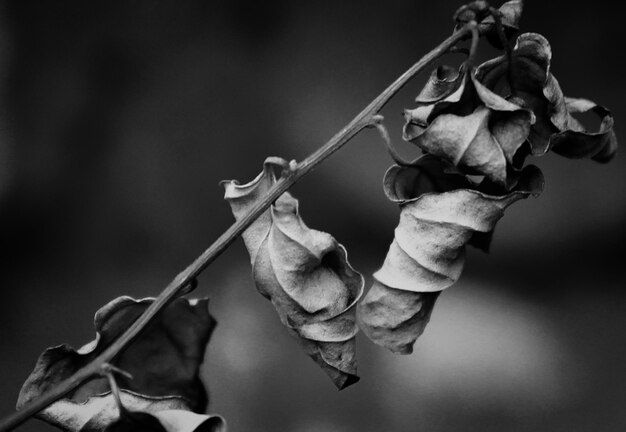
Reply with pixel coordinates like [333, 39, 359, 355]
[0, 1, 625, 431]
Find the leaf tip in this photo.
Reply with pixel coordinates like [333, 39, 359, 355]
[335, 373, 360, 391]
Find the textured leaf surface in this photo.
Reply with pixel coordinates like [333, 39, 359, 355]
[357, 156, 543, 354]
[35, 391, 225, 432]
[480, 0, 523, 32]
[102, 406, 225, 432]
[17, 297, 223, 431]
[404, 66, 534, 188]
[550, 97, 617, 162]
[476, 32, 617, 161]
[477, 32, 567, 154]
[455, 0, 523, 49]
[413, 65, 465, 105]
[222, 158, 364, 389]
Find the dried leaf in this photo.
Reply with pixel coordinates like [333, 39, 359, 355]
[222, 158, 364, 389]
[357, 156, 543, 354]
[483, 0, 524, 48]
[550, 97, 618, 162]
[491, 0, 523, 30]
[101, 405, 225, 432]
[17, 297, 223, 432]
[35, 391, 225, 432]
[476, 32, 569, 155]
[404, 66, 535, 188]
[31, 390, 183, 432]
[454, 1, 523, 49]
[476, 32, 617, 161]
[414, 65, 465, 105]
[104, 409, 167, 432]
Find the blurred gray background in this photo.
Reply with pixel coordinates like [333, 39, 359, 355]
[1, 1, 625, 431]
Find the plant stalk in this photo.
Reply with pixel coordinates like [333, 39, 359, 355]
[0, 24, 471, 432]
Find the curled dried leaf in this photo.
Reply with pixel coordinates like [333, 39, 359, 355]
[476, 32, 617, 160]
[550, 97, 618, 162]
[484, 0, 524, 48]
[357, 156, 543, 354]
[455, 0, 523, 49]
[104, 409, 167, 432]
[102, 405, 225, 432]
[17, 297, 222, 432]
[50, 391, 224, 432]
[413, 65, 465, 105]
[477, 32, 567, 154]
[404, 65, 535, 189]
[487, 0, 523, 30]
[222, 158, 364, 389]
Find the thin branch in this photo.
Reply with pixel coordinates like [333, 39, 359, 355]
[371, 116, 414, 167]
[0, 23, 472, 432]
[465, 20, 480, 68]
[488, 6, 515, 95]
[102, 365, 128, 417]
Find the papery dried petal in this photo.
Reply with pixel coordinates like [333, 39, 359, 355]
[357, 156, 543, 353]
[222, 158, 364, 389]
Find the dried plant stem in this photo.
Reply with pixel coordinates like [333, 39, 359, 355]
[0, 24, 471, 432]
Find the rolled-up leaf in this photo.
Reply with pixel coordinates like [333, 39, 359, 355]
[17, 297, 223, 432]
[550, 97, 617, 162]
[476, 32, 617, 161]
[404, 65, 535, 189]
[222, 158, 364, 389]
[476, 32, 568, 154]
[412, 65, 466, 105]
[28, 391, 225, 432]
[357, 156, 543, 354]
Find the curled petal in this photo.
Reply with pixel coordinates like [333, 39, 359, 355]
[357, 156, 543, 354]
[550, 98, 617, 162]
[222, 158, 364, 389]
[17, 297, 219, 431]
